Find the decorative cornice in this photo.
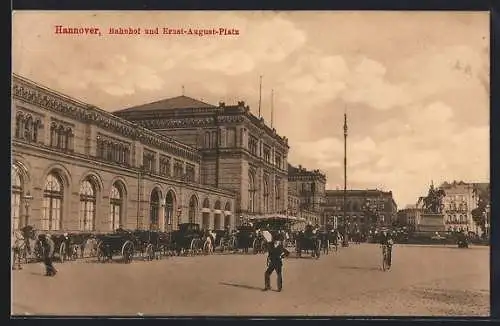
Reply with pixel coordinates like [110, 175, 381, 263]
[12, 74, 201, 163]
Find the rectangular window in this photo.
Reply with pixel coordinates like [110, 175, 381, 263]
[174, 160, 184, 179]
[186, 164, 195, 182]
[275, 154, 282, 169]
[248, 135, 258, 155]
[143, 150, 156, 173]
[160, 155, 171, 177]
[226, 128, 236, 147]
[263, 146, 271, 163]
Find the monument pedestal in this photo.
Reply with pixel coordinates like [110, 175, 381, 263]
[417, 213, 445, 233]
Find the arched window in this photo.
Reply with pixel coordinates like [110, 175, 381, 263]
[188, 195, 198, 224]
[224, 202, 231, 229]
[165, 191, 176, 229]
[263, 176, 269, 213]
[248, 172, 256, 213]
[24, 116, 33, 141]
[42, 173, 63, 231]
[33, 120, 41, 143]
[57, 125, 65, 149]
[150, 189, 161, 229]
[11, 165, 23, 230]
[203, 198, 210, 209]
[109, 183, 122, 231]
[79, 179, 96, 231]
[66, 128, 73, 151]
[15, 113, 23, 139]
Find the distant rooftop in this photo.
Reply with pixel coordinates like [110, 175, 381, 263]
[288, 163, 326, 180]
[115, 95, 215, 113]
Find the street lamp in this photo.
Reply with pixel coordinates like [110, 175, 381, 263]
[22, 191, 33, 228]
[158, 197, 166, 231]
[484, 204, 490, 239]
[176, 207, 182, 229]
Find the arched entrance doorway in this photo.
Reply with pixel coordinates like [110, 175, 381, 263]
[150, 189, 161, 229]
[202, 198, 210, 230]
[165, 190, 176, 231]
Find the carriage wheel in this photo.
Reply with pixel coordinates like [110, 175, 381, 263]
[229, 238, 237, 253]
[190, 239, 197, 255]
[382, 247, 389, 271]
[145, 244, 155, 261]
[59, 242, 66, 263]
[122, 240, 134, 263]
[252, 239, 259, 254]
[202, 240, 209, 255]
[97, 243, 105, 263]
[295, 240, 301, 258]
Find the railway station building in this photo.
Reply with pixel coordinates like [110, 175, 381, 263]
[12, 74, 235, 234]
[11, 74, 322, 234]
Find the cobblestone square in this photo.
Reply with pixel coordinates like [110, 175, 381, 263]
[11, 244, 489, 316]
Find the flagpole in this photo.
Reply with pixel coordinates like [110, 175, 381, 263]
[271, 89, 274, 128]
[343, 108, 349, 247]
[258, 75, 262, 117]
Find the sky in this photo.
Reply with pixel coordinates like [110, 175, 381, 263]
[12, 11, 490, 208]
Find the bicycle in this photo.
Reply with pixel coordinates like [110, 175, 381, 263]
[381, 244, 392, 271]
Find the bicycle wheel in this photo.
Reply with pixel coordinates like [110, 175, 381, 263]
[382, 246, 388, 271]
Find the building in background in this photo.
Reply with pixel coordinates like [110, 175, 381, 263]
[12, 74, 235, 233]
[397, 204, 421, 232]
[12, 74, 326, 234]
[287, 164, 326, 228]
[439, 181, 489, 235]
[114, 98, 291, 226]
[321, 189, 397, 233]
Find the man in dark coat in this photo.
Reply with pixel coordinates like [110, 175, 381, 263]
[264, 237, 290, 292]
[41, 234, 57, 276]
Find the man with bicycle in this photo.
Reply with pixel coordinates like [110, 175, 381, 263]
[379, 229, 394, 270]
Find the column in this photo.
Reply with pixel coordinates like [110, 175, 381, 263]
[159, 204, 166, 231]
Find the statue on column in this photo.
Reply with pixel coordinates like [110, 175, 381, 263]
[423, 182, 446, 214]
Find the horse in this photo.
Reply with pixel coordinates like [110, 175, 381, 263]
[12, 226, 43, 268]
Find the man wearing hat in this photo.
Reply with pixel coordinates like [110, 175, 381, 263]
[263, 235, 290, 292]
[41, 234, 57, 276]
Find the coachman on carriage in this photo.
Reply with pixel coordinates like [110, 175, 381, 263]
[170, 223, 205, 256]
[295, 223, 321, 259]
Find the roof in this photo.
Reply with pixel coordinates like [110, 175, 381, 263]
[115, 95, 216, 113]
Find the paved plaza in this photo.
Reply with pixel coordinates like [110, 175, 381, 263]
[11, 243, 489, 316]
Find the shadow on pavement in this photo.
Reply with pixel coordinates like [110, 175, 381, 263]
[337, 266, 381, 271]
[219, 282, 263, 291]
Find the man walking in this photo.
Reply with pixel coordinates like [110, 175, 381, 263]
[41, 234, 57, 276]
[264, 236, 290, 292]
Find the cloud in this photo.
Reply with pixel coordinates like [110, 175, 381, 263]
[13, 12, 307, 97]
[292, 101, 489, 206]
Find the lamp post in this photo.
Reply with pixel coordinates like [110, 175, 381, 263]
[484, 204, 490, 239]
[22, 192, 34, 228]
[176, 207, 182, 229]
[342, 111, 349, 247]
[159, 197, 166, 231]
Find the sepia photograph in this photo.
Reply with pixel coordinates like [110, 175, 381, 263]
[11, 11, 490, 316]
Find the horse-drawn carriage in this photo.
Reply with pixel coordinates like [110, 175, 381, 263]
[232, 224, 256, 253]
[247, 214, 303, 254]
[96, 229, 136, 263]
[295, 225, 322, 259]
[170, 223, 207, 256]
[129, 229, 174, 260]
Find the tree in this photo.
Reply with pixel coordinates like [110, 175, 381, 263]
[471, 184, 490, 233]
